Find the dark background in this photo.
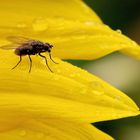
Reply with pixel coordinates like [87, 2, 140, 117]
[70, 0, 140, 139]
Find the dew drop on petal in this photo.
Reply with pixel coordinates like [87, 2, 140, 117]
[16, 22, 27, 28]
[19, 130, 27, 137]
[70, 73, 76, 77]
[91, 90, 104, 96]
[84, 21, 96, 25]
[76, 73, 81, 77]
[111, 113, 123, 118]
[56, 69, 61, 73]
[37, 132, 45, 138]
[131, 40, 138, 46]
[32, 17, 48, 32]
[41, 59, 46, 65]
[88, 81, 104, 94]
[52, 75, 60, 81]
[120, 43, 126, 47]
[80, 88, 87, 94]
[71, 35, 87, 40]
[115, 95, 121, 101]
[116, 29, 122, 34]
[53, 64, 58, 69]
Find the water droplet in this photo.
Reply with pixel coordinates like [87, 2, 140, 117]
[111, 113, 122, 118]
[65, 67, 70, 71]
[91, 90, 104, 95]
[70, 73, 75, 77]
[37, 132, 45, 138]
[116, 29, 122, 34]
[19, 130, 26, 137]
[89, 81, 104, 94]
[84, 21, 96, 25]
[16, 23, 27, 28]
[53, 64, 58, 69]
[80, 88, 87, 94]
[32, 17, 48, 32]
[52, 75, 60, 81]
[40, 59, 44, 64]
[71, 35, 86, 40]
[120, 43, 126, 47]
[131, 40, 137, 46]
[115, 96, 121, 101]
[76, 73, 81, 77]
[56, 69, 61, 73]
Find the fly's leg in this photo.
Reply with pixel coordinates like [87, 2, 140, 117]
[39, 53, 53, 72]
[12, 55, 22, 70]
[49, 53, 59, 64]
[28, 55, 32, 73]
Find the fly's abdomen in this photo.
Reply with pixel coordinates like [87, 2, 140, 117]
[15, 47, 33, 56]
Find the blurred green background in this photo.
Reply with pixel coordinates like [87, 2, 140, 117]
[69, 0, 140, 139]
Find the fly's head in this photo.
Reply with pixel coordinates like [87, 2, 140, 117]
[43, 43, 53, 53]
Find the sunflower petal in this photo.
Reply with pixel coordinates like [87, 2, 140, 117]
[0, 49, 139, 125]
[0, 1, 140, 60]
[0, 119, 114, 140]
[0, 0, 101, 28]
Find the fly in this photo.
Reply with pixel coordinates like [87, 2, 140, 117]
[0, 36, 58, 72]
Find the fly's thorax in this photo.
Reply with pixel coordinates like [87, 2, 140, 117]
[31, 42, 52, 53]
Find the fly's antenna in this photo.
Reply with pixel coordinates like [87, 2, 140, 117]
[49, 53, 59, 64]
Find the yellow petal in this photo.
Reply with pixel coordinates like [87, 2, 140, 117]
[0, 1, 140, 60]
[0, 49, 139, 126]
[0, 0, 101, 28]
[120, 43, 140, 60]
[0, 119, 114, 140]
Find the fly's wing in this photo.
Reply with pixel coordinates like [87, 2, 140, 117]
[7, 36, 32, 44]
[0, 36, 32, 50]
[0, 44, 19, 50]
